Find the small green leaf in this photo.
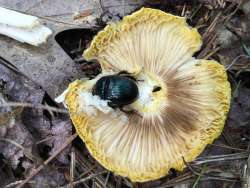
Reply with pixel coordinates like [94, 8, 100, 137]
[241, 41, 250, 58]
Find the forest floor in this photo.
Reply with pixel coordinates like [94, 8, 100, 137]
[0, 0, 250, 188]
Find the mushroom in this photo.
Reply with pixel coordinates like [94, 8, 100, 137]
[56, 8, 231, 182]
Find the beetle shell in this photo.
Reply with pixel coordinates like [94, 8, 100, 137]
[92, 75, 139, 108]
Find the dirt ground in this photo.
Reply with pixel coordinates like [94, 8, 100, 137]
[0, 0, 250, 188]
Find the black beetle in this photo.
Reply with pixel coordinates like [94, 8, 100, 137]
[92, 71, 139, 109]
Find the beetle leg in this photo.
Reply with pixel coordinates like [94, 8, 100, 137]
[117, 70, 130, 76]
[81, 60, 101, 78]
[117, 71, 138, 82]
[119, 107, 142, 118]
[108, 102, 119, 109]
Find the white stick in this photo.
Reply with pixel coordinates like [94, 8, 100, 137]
[0, 7, 52, 46]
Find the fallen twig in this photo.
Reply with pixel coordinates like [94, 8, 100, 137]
[16, 133, 78, 188]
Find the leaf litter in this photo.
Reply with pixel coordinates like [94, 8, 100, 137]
[0, 0, 249, 188]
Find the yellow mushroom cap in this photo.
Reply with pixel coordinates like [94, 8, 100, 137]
[58, 8, 231, 182]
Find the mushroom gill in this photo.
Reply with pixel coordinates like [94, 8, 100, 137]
[57, 8, 231, 182]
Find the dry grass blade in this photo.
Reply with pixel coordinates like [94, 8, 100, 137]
[224, 0, 243, 23]
[77, 164, 98, 179]
[211, 143, 247, 151]
[104, 172, 111, 187]
[35, 135, 56, 145]
[183, 157, 239, 182]
[158, 172, 195, 188]
[0, 138, 35, 162]
[189, 4, 202, 20]
[4, 180, 51, 188]
[203, 47, 220, 59]
[16, 133, 78, 188]
[0, 138, 25, 150]
[0, 6, 82, 26]
[197, 33, 218, 59]
[243, 153, 250, 188]
[193, 152, 249, 165]
[202, 12, 222, 39]
[192, 165, 207, 188]
[226, 55, 249, 70]
[247, 156, 250, 188]
[44, 3, 141, 17]
[197, 1, 243, 59]
[74, 149, 114, 188]
[181, 3, 186, 17]
[0, 56, 20, 74]
[61, 171, 107, 188]
[0, 102, 69, 114]
[70, 148, 76, 188]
